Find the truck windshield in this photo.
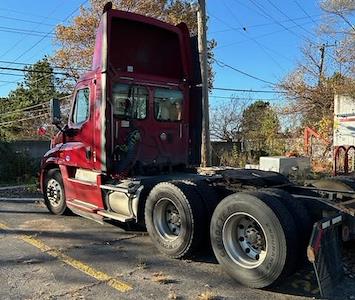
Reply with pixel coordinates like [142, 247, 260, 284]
[154, 88, 183, 121]
[112, 83, 147, 119]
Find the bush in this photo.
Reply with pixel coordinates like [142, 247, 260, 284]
[0, 142, 39, 184]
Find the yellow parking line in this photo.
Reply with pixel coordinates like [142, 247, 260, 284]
[0, 222, 132, 293]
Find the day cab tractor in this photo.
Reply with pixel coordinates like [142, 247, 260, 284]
[40, 4, 355, 292]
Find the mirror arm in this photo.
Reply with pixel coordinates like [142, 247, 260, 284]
[54, 123, 65, 133]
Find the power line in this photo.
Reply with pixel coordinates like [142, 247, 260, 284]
[211, 17, 319, 34]
[0, 79, 18, 83]
[210, 95, 283, 101]
[0, 28, 55, 38]
[1, 107, 49, 119]
[0, 113, 49, 126]
[219, 1, 286, 71]
[212, 87, 286, 93]
[265, 0, 317, 39]
[213, 19, 314, 50]
[246, 0, 340, 64]
[0, 60, 89, 71]
[294, 1, 319, 25]
[247, 0, 310, 41]
[1, 0, 89, 68]
[0, 15, 55, 27]
[0, 1, 66, 60]
[0, 72, 25, 77]
[0, 102, 50, 117]
[213, 58, 276, 85]
[0, 26, 56, 36]
[0, 7, 63, 21]
[0, 95, 70, 119]
[0, 66, 69, 76]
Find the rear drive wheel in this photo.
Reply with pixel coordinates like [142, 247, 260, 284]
[210, 191, 298, 288]
[262, 188, 312, 261]
[43, 169, 70, 215]
[145, 182, 206, 258]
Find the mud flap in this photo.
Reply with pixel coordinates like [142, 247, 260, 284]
[307, 214, 344, 298]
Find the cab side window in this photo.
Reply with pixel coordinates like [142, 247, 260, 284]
[72, 88, 90, 124]
[154, 88, 183, 121]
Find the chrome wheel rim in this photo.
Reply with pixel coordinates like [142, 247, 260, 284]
[46, 178, 63, 208]
[222, 212, 267, 269]
[153, 198, 181, 240]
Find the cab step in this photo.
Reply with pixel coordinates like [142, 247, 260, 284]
[68, 199, 99, 212]
[97, 210, 134, 222]
[69, 206, 104, 224]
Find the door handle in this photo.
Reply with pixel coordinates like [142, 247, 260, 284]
[85, 147, 92, 160]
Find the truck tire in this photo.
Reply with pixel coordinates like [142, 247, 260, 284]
[43, 169, 71, 215]
[210, 191, 298, 288]
[262, 188, 312, 260]
[145, 181, 206, 258]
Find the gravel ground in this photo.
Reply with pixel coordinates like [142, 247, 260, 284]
[0, 185, 42, 198]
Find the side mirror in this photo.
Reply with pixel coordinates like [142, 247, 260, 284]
[50, 98, 61, 125]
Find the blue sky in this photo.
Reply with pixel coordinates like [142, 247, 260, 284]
[0, 0, 335, 106]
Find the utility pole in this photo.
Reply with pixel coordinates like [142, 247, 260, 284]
[318, 44, 325, 86]
[197, 0, 211, 167]
[318, 42, 337, 86]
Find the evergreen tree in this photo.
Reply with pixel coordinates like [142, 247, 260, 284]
[0, 58, 60, 140]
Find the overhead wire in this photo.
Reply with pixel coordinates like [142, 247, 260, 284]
[0, 94, 70, 119]
[264, 0, 317, 38]
[1, 107, 50, 119]
[0, 59, 90, 71]
[0, 0, 89, 68]
[210, 95, 283, 102]
[0, 7, 63, 21]
[0, 27, 56, 38]
[214, 22, 311, 50]
[246, 0, 339, 63]
[212, 87, 286, 93]
[0, 113, 49, 126]
[0, 15, 55, 27]
[0, 72, 25, 77]
[211, 17, 320, 34]
[0, 66, 69, 76]
[213, 58, 277, 85]
[294, 1, 319, 25]
[0, 102, 50, 117]
[247, 0, 310, 41]
[0, 1, 66, 60]
[218, 1, 287, 71]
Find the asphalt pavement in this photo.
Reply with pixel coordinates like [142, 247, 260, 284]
[0, 192, 353, 300]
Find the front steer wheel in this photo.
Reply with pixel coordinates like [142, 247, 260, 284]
[43, 169, 71, 215]
[210, 191, 298, 288]
[145, 182, 207, 258]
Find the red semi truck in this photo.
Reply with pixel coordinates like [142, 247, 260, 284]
[40, 4, 354, 291]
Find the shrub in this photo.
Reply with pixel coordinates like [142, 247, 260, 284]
[0, 142, 39, 183]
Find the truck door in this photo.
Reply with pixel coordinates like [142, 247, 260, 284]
[64, 80, 94, 170]
[60, 79, 104, 209]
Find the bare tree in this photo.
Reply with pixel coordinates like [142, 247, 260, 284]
[278, 0, 355, 137]
[320, 0, 355, 75]
[210, 97, 250, 142]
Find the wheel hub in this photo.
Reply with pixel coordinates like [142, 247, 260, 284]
[46, 179, 62, 208]
[223, 213, 268, 269]
[153, 199, 181, 240]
